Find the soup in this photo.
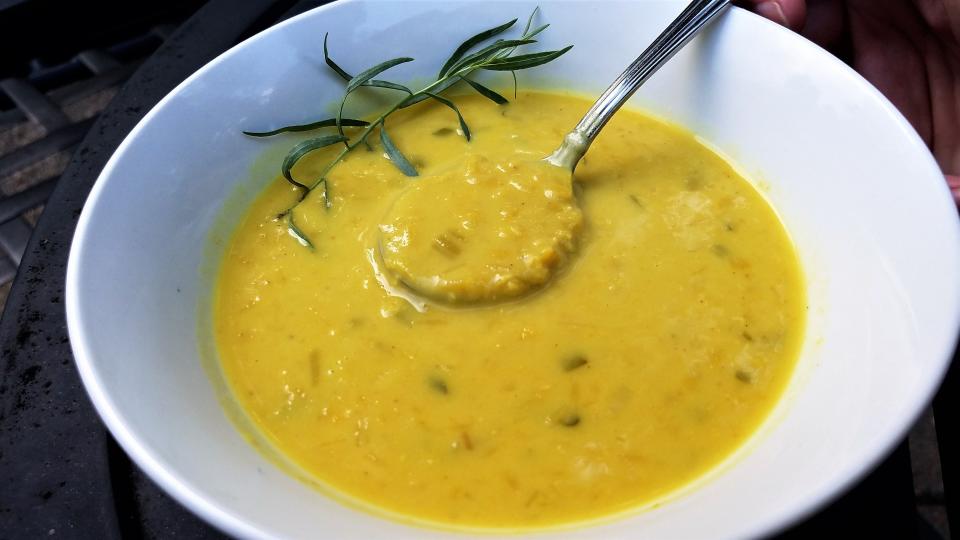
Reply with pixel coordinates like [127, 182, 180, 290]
[214, 92, 805, 528]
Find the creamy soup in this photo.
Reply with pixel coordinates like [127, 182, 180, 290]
[214, 92, 805, 529]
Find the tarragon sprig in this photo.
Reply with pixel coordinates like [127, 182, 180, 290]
[243, 7, 571, 249]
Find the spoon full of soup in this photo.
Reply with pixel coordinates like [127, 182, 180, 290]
[378, 0, 732, 305]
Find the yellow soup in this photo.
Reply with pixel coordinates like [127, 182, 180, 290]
[214, 92, 805, 529]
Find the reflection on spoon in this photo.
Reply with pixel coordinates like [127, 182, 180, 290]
[365, 247, 428, 313]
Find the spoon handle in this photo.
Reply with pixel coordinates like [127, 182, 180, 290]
[546, 0, 732, 171]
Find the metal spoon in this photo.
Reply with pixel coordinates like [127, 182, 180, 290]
[545, 0, 732, 171]
[378, 0, 733, 306]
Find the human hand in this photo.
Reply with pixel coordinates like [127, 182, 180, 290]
[740, 0, 960, 206]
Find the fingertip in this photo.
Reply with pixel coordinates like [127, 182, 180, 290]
[947, 175, 960, 207]
[779, 0, 807, 31]
[754, 0, 806, 31]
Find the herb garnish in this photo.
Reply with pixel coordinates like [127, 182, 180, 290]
[243, 8, 572, 249]
[562, 355, 589, 372]
[428, 376, 449, 395]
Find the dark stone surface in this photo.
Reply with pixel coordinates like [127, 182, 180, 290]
[0, 0, 293, 537]
[935, 346, 959, 539]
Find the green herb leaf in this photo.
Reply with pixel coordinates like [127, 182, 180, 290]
[281, 134, 348, 188]
[364, 80, 413, 94]
[463, 78, 508, 104]
[285, 212, 314, 250]
[399, 77, 461, 109]
[524, 23, 549, 40]
[447, 39, 538, 76]
[399, 94, 428, 108]
[323, 34, 410, 94]
[522, 6, 540, 35]
[511, 70, 518, 98]
[243, 117, 368, 137]
[438, 18, 517, 77]
[323, 33, 352, 81]
[379, 124, 418, 177]
[424, 93, 471, 141]
[482, 46, 573, 71]
[318, 177, 332, 210]
[346, 57, 414, 93]
[338, 59, 413, 136]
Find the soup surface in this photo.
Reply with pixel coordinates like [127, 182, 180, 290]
[214, 92, 805, 528]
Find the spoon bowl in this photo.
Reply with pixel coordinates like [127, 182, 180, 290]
[380, 0, 732, 306]
[377, 156, 582, 304]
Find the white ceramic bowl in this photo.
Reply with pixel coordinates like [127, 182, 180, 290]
[66, 1, 960, 538]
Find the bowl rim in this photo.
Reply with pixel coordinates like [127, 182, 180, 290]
[65, 1, 960, 539]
